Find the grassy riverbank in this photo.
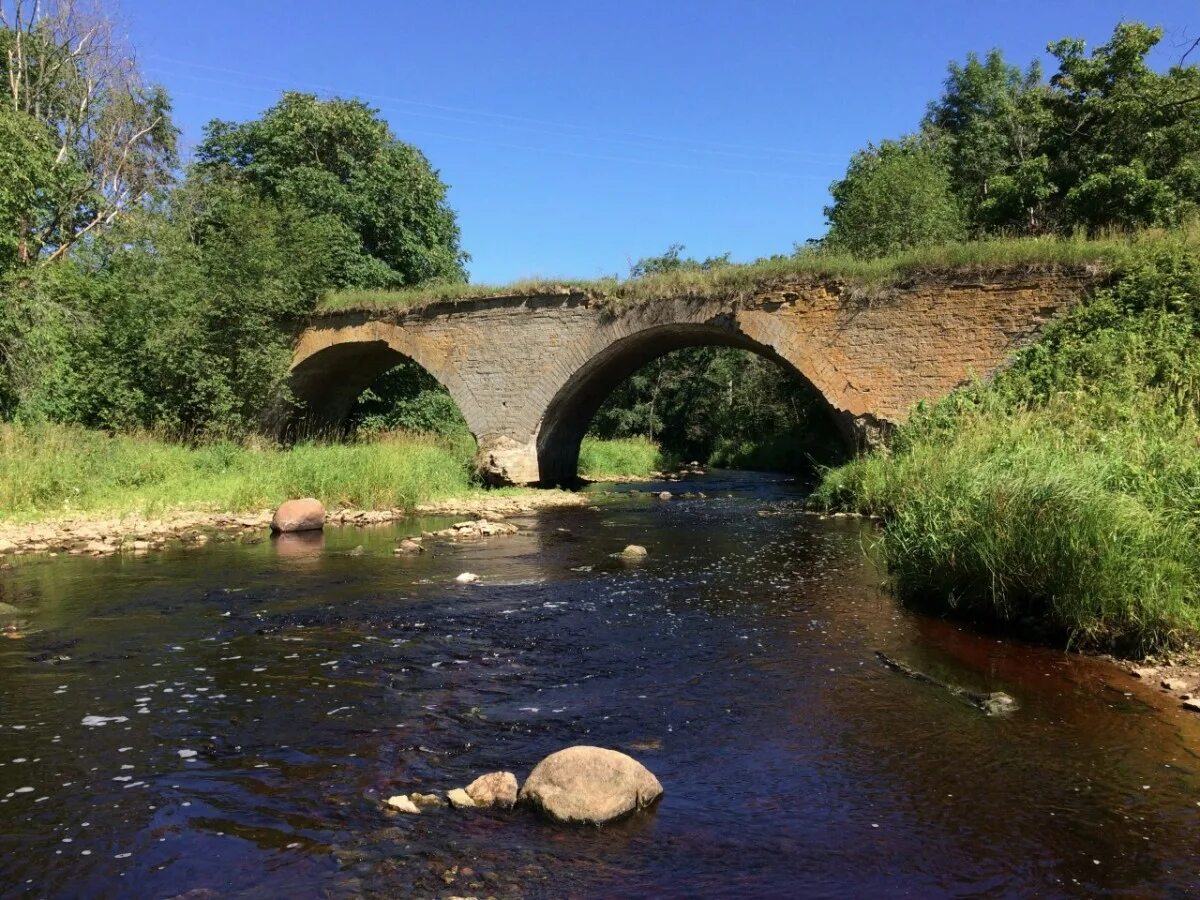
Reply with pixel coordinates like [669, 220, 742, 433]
[0, 424, 481, 521]
[0, 424, 660, 524]
[317, 232, 1150, 315]
[814, 241, 1200, 655]
[577, 436, 663, 481]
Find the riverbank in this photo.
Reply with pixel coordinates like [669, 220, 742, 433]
[0, 422, 613, 556]
[814, 239, 1200, 658]
[0, 490, 590, 558]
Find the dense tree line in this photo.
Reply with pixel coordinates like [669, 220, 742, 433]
[0, 0, 464, 435]
[824, 22, 1200, 256]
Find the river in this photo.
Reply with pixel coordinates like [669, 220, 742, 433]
[0, 472, 1198, 898]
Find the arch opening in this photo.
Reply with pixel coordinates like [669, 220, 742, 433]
[287, 341, 476, 454]
[535, 324, 853, 487]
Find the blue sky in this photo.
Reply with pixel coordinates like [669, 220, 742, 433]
[123, 1, 1195, 284]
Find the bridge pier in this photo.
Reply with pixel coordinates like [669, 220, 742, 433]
[475, 436, 541, 486]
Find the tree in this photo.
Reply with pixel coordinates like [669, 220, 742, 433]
[1046, 22, 1200, 232]
[0, 0, 176, 263]
[923, 49, 1053, 233]
[824, 137, 965, 257]
[196, 92, 467, 288]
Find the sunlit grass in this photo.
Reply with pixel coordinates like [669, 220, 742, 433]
[0, 423, 478, 521]
[315, 231, 1185, 316]
[577, 436, 662, 480]
[812, 394, 1200, 656]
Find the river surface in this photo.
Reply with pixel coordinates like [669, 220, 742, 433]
[1, 472, 1199, 898]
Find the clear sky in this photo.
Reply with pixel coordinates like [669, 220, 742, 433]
[122, 0, 1195, 284]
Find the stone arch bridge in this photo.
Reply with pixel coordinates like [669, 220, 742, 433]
[290, 269, 1100, 485]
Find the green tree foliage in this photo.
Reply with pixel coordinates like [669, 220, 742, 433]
[196, 92, 467, 288]
[0, 0, 177, 265]
[823, 137, 966, 258]
[348, 359, 470, 440]
[6, 177, 347, 434]
[829, 21, 1200, 254]
[923, 50, 1053, 232]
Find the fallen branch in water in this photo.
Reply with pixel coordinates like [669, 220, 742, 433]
[875, 651, 1019, 716]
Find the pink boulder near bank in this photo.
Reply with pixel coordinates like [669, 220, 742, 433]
[270, 498, 326, 533]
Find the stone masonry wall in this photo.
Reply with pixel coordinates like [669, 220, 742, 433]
[290, 268, 1104, 484]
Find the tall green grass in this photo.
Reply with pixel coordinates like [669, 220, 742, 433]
[815, 400, 1200, 653]
[814, 239, 1200, 655]
[0, 424, 477, 521]
[577, 436, 662, 480]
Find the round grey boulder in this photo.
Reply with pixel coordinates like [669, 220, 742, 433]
[519, 745, 663, 825]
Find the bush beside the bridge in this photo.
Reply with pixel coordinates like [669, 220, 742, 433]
[577, 436, 663, 481]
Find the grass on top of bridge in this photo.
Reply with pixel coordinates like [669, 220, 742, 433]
[315, 231, 1178, 316]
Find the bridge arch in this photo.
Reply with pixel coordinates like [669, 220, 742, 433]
[287, 337, 483, 444]
[534, 322, 853, 485]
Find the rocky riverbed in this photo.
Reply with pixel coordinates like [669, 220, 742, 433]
[0, 489, 588, 559]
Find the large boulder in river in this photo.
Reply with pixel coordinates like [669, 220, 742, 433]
[519, 745, 663, 824]
[270, 498, 326, 533]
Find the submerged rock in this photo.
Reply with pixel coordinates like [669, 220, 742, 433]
[385, 795, 420, 814]
[519, 745, 663, 825]
[657, 491, 673, 501]
[465, 771, 518, 808]
[432, 519, 519, 541]
[408, 792, 444, 808]
[981, 692, 1018, 715]
[395, 539, 424, 554]
[620, 544, 647, 559]
[271, 498, 326, 533]
[876, 651, 1019, 716]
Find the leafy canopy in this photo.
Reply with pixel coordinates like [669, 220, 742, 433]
[827, 21, 1200, 256]
[823, 137, 965, 258]
[197, 92, 467, 289]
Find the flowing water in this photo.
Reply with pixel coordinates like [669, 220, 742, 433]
[1, 472, 1198, 899]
